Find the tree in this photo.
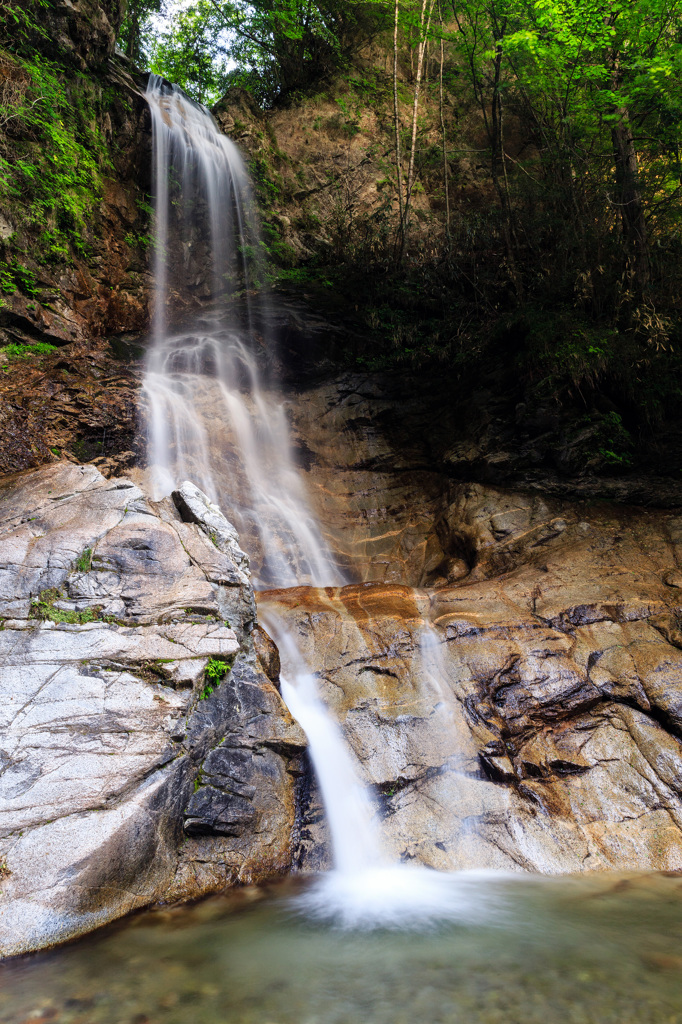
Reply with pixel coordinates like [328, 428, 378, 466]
[450, 0, 682, 304]
[403, 0, 436, 242]
[119, 0, 162, 66]
[391, 0, 445, 259]
[144, 0, 388, 105]
[147, 1, 231, 102]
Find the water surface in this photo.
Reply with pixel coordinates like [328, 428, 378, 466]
[3, 873, 682, 1024]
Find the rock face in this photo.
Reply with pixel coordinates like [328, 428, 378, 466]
[260, 481, 682, 874]
[286, 368, 682, 591]
[0, 52, 153, 357]
[212, 66, 455, 270]
[0, 49, 152, 479]
[33, 0, 124, 70]
[287, 369, 450, 585]
[4, 417, 682, 957]
[0, 464, 305, 958]
[0, 338, 141, 479]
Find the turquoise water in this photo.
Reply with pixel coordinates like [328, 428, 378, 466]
[2, 873, 682, 1024]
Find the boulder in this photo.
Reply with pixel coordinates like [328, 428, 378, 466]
[0, 463, 305, 958]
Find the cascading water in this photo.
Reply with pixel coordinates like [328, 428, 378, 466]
[143, 75, 341, 588]
[143, 76, 493, 929]
[262, 613, 493, 928]
[273, 626, 384, 875]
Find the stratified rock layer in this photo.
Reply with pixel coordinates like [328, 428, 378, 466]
[288, 370, 682, 587]
[260, 482, 682, 874]
[0, 464, 305, 958]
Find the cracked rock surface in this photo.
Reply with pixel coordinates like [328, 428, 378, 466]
[0, 464, 305, 958]
[260, 482, 682, 875]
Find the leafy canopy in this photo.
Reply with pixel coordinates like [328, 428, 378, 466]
[141, 0, 389, 105]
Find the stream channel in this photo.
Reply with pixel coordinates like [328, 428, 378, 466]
[2, 874, 682, 1024]
[2, 77, 682, 1024]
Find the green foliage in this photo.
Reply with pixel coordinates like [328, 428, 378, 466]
[30, 588, 98, 625]
[0, 48, 109, 265]
[124, 230, 152, 250]
[563, 411, 635, 472]
[74, 548, 93, 573]
[199, 657, 231, 699]
[1, 341, 58, 360]
[0, 0, 48, 48]
[450, 0, 682, 305]
[594, 412, 635, 468]
[514, 310, 619, 398]
[139, 0, 389, 106]
[250, 154, 284, 204]
[119, 0, 163, 66]
[0, 266, 13, 294]
[274, 265, 333, 288]
[348, 66, 391, 103]
[0, 257, 39, 296]
[205, 657, 231, 681]
[148, 3, 232, 105]
[258, 228, 297, 271]
[333, 96, 361, 136]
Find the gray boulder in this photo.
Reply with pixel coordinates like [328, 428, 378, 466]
[0, 464, 305, 958]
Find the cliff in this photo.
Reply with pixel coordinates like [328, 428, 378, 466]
[1, 11, 680, 500]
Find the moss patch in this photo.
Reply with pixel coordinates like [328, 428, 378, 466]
[30, 588, 99, 625]
[0, 48, 110, 272]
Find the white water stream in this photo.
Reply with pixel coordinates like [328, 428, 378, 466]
[144, 76, 484, 929]
[144, 76, 340, 588]
[263, 614, 488, 928]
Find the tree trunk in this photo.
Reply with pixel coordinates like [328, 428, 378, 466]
[125, 12, 140, 63]
[611, 107, 650, 295]
[438, 5, 450, 242]
[393, 0, 404, 243]
[490, 35, 522, 300]
[402, 0, 435, 243]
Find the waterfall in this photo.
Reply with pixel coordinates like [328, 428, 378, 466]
[263, 610, 491, 929]
[273, 628, 384, 874]
[143, 75, 341, 589]
[143, 76, 488, 929]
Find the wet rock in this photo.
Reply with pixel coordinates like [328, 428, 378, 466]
[184, 784, 256, 837]
[0, 464, 304, 958]
[172, 479, 250, 580]
[259, 483, 682, 875]
[253, 625, 281, 684]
